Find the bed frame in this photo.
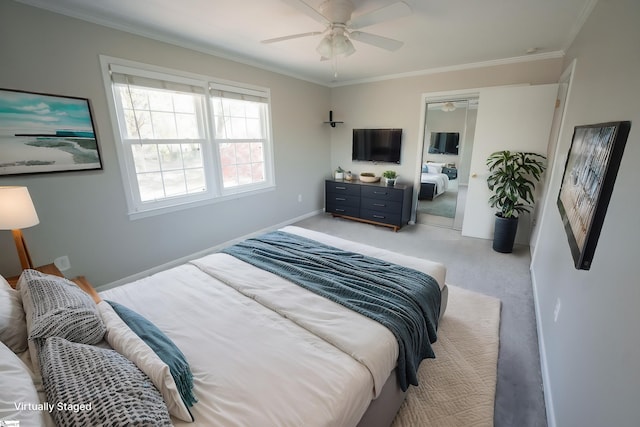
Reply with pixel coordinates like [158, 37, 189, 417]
[419, 182, 436, 200]
[357, 369, 407, 427]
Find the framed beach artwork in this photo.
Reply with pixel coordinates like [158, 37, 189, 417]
[557, 121, 631, 270]
[0, 88, 102, 176]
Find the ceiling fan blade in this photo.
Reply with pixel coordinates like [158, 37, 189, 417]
[262, 31, 324, 44]
[349, 1, 411, 30]
[349, 31, 404, 51]
[280, 0, 329, 25]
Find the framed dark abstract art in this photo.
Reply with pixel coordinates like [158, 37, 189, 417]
[557, 121, 631, 270]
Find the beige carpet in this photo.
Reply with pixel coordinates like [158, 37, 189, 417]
[392, 285, 501, 427]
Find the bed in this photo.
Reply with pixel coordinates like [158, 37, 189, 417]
[1, 226, 448, 427]
[419, 163, 450, 200]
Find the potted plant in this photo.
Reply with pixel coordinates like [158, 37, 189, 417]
[486, 150, 546, 253]
[382, 170, 398, 186]
[334, 166, 344, 180]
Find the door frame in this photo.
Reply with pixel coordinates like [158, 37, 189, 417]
[531, 59, 577, 260]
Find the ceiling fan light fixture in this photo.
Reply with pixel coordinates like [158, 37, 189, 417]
[316, 33, 355, 59]
[333, 33, 355, 57]
[442, 101, 456, 112]
[316, 35, 334, 58]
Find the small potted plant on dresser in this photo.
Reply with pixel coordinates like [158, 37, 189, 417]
[334, 166, 344, 180]
[486, 150, 546, 253]
[382, 170, 398, 186]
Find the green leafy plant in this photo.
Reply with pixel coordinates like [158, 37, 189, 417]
[486, 151, 546, 219]
[382, 170, 397, 179]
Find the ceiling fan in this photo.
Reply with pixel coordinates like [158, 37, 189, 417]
[262, 0, 411, 60]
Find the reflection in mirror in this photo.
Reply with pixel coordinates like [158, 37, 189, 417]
[417, 99, 478, 229]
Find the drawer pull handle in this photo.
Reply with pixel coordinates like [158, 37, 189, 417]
[373, 215, 385, 219]
[373, 203, 386, 207]
[335, 197, 346, 201]
[373, 191, 388, 195]
[336, 209, 345, 212]
[335, 186, 347, 190]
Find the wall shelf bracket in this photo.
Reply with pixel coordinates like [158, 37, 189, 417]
[324, 110, 343, 127]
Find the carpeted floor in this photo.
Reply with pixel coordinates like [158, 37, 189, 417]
[419, 180, 458, 218]
[392, 285, 501, 427]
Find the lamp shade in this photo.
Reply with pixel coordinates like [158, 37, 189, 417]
[0, 186, 40, 230]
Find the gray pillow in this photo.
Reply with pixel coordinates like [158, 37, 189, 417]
[40, 336, 172, 427]
[19, 269, 106, 344]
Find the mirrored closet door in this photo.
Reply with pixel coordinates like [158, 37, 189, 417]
[416, 98, 478, 229]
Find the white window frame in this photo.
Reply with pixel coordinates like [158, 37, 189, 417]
[100, 56, 275, 219]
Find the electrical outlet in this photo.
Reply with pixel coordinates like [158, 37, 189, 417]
[553, 298, 561, 323]
[297, 194, 302, 202]
[54, 255, 71, 271]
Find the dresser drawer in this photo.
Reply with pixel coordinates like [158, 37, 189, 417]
[326, 203, 360, 217]
[325, 181, 360, 196]
[326, 193, 360, 207]
[360, 209, 402, 226]
[361, 185, 403, 202]
[361, 197, 402, 215]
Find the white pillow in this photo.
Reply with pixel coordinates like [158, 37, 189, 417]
[0, 340, 51, 426]
[427, 165, 442, 174]
[0, 275, 28, 353]
[97, 301, 193, 422]
[428, 162, 446, 168]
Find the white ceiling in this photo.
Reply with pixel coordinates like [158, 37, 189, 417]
[16, 0, 596, 87]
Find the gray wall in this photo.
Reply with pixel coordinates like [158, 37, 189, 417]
[0, 1, 331, 285]
[531, 0, 640, 425]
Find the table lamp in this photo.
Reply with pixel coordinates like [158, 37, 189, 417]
[0, 186, 40, 270]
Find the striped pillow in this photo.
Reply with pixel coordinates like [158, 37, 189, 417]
[40, 336, 172, 427]
[18, 269, 105, 344]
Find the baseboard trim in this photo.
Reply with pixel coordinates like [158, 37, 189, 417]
[530, 267, 557, 427]
[98, 209, 322, 291]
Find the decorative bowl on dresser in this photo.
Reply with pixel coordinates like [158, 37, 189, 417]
[325, 179, 413, 231]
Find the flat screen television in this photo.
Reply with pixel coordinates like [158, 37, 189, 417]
[428, 132, 459, 155]
[352, 128, 402, 163]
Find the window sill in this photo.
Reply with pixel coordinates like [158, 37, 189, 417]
[127, 185, 275, 220]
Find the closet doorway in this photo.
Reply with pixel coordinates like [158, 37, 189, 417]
[416, 97, 478, 230]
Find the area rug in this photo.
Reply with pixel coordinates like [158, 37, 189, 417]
[419, 194, 457, 218]
[392, 285, 501, 427]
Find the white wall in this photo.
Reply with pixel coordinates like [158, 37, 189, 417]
[531, 0, 640, 426]
[329, 61, 563, 187]
[0, 1, 331, 285]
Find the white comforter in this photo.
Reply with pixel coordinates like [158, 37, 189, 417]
[421, 172, 450, 195]
[99, 226, 447, 427]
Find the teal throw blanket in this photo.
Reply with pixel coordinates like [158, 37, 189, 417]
[106, 300, 198, 410]
[222, 231, 441, 391]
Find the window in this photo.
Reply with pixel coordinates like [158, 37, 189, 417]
[101, 57, 274, 218]
[210, 84, 270, 190]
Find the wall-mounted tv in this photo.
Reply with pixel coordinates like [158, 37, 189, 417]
[428, 132, 459, 155]
[352, 128, 402, 163]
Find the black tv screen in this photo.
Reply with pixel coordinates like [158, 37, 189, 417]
[428, 132, 459, 155]
[352, 128, 402, 163]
